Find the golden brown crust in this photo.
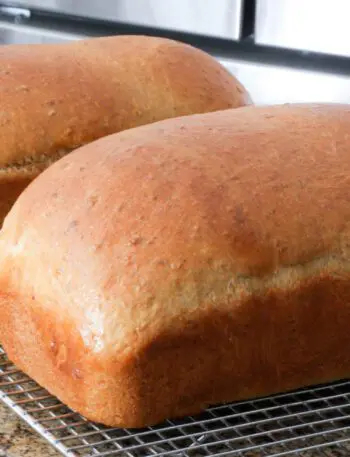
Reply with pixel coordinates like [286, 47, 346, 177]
[0, 34, 251, 225]
[1, 103, 350, 427]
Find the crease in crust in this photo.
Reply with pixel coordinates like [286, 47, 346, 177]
[58, 251, 349, 355]
[0, 148, 74, 174]
[147, 251, 350, 314]
[226, 252, 348, 300]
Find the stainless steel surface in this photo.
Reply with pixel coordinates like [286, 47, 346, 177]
[255, 0, 350, 57]
[221, 58, 350, 105]
[0, 4, 30, 19]
[2, 345, 350, 457]
[0, 20, 85, 44]
[1, 0, 244, 40]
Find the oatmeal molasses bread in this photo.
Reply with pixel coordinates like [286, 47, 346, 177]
[0, 34, 251, 224]
[1, 103, 349, 428]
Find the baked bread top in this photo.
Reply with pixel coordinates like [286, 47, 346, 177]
[0, 34, 251, 171]
[1, 103, 350, 359]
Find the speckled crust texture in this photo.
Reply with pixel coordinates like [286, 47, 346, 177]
[0, 34, 251, 226]
[1, 103, 350, 427]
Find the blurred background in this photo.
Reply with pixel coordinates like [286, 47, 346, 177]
[1, 0, 349, 105]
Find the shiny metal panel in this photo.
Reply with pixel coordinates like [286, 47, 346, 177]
[255, 0, 350, 57]
[0, 0, 244, 39]
[0, 20, 85, 44]
[221, 57, 350, 105]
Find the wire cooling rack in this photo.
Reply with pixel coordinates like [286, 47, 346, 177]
[2, 345, 350, 457]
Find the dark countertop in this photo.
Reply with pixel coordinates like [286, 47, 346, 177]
[0, 402, 60, 457]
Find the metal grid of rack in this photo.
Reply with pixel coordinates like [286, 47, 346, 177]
[2, 345, 350, 457]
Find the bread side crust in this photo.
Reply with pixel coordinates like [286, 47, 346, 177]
[2, 272, 350, 427]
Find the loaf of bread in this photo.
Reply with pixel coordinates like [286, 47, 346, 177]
[1, 103, 350, 428]
[0, 34, 250, 225]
